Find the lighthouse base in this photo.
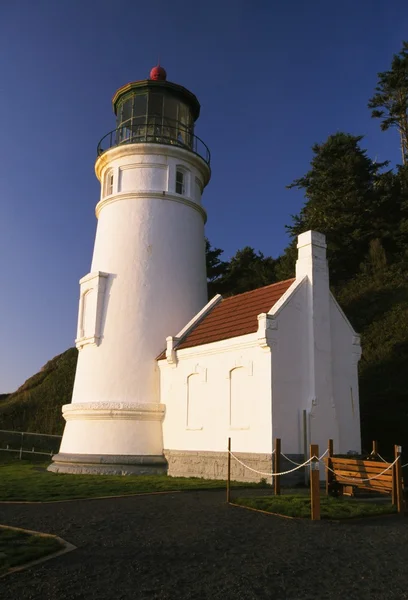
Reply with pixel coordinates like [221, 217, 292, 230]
[47, 401, 167, 475]
[48, 453, 168, 475]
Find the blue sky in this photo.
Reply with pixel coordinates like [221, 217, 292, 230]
[0, 0, 406, 392]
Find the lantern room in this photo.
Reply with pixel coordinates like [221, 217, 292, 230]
[97, 65, 210, 164]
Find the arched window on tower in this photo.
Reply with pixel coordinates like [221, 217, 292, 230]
[175, 169, 185, 195]
[79, 289, 93, 340]
[105, 170, 114, 196]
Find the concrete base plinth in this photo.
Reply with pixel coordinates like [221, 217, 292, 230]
[164, 449, 274, 484]
[48, 453, 168, 475]
[164, 450, 307, 485]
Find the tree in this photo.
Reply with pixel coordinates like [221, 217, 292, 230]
[284, 132, 390, 285]
[205, 239, 228, 298]
[368, 41, 408, 165]
[216, 247, 277, 296]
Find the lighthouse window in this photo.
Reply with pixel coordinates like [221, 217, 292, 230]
[175, 170, 185, 195]
[105, 171, 114, 196]
[121, 98, 132, 127]
[133, 94, 147, 117]
[149, 92, 164, 117]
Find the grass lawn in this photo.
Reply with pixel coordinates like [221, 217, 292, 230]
[0, 459, 261, 502]
[233, 495, 397, 519]
[0, 526, 63, 576]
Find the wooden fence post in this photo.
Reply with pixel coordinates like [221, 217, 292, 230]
[392, 446, 397, 506]
[303, 410, 309, 486]
[226, 437, 231, 504]
[394, 445, 404, 515]
[326, 439, 333, 496]
[274, 438, 281, 496]
[310, 444, 320, 521]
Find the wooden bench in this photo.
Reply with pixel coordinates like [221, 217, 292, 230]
[325, 445, 406, 515]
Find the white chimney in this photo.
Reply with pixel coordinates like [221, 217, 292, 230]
[295, 231, 338, 452]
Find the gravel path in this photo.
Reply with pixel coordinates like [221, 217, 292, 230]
[0, 490, 407, 600]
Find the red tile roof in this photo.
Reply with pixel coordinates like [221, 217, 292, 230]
[157, 278, 295, 359]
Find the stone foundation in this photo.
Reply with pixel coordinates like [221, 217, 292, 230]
[48, 449, 308, 484]
[164, 449, 307, 486]
[48, 453, 168, 475]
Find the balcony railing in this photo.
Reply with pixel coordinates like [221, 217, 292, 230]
[97, 121, 211, 165]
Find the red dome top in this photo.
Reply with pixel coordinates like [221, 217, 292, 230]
[150, 65, 167, 81]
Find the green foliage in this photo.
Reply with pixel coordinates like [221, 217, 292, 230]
[0, 460, 255, 502]
[335, 267, 408, 455]
[0, 348, 78, 434]
[285, 133, 393, 285]
[368, 41, 408, 163]
[274, 240, 297, 280]
[234, 495, 396, 519]
[213, 246, 278, 296]
[281, 125, 408, 456]
[205, 238, 228, 298]
[0, 526, 63, 575]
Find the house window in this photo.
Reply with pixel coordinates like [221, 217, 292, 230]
[175, 170, 184, 195]
[105, 171, 114, 196]
[186, 373, 203, 430]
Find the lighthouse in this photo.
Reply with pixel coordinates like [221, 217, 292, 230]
[50, 66, 211, 474]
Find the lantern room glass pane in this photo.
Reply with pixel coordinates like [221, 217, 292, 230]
[113, 88, 197, 152]
[121, 98, 132, 126]
[130, 116, 147, 139]
[163, 97, 178, 123]
[177, 103, 192, 147]
[133, 94, 147, 118]
[116, 103, 123, 128]
[148, 93, 163, 117]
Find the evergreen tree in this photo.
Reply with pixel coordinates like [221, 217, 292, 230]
[368, 41, 408, 164]
[205, 238, 228, 298]
[216, 247, 277, 296]
[284, 133, 390, 285]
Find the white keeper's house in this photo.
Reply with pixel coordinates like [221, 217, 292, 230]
[49, 66, 362, 481]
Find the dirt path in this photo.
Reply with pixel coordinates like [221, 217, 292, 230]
[0, 490, 407, 600]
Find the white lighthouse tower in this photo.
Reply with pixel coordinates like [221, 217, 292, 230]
[50, 65, 211, 474]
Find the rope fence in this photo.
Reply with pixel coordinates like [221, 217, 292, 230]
[370, 452, 408, 469]
[226, 438, 406, 519]
[228, 447, 402, 480]
[228, 450, 315, 478]
[371, 451, 388, 463]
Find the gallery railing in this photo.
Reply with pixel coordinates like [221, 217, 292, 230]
[97, 120, 211, 165]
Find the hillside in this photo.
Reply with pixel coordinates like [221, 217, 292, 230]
[334, 268, 408, 456]
[0, 348, 78, 435]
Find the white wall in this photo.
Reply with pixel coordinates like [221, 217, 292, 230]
[329, 295, 362, 453]
[160, 334, 273, 455]
[161, 237, 362, 463]
[57, 142, 210, 458]
[72, 143, 210, 408]
[270, 280, 362, 458]
[270, 279, 309, 455]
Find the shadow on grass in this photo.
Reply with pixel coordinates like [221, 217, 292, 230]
[0, 459, 268, 503]
[233, 495, 397, 520]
